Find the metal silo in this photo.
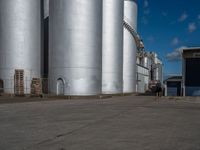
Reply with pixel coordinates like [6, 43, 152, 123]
[49, 0, 103, 96]
[44, 0, 49, 19]
[0, 0, 41, 94]
[102, 0, 124, 94]
[123, 0, 138, 93]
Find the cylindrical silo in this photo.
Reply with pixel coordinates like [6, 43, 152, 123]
[102, 0, 124, 94]
[0, 0, 41, 94]
[49, 0, 102, 96]
[44, 0, 49, 19]
[123, 0, 138, 93]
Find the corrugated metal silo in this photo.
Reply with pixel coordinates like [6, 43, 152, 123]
[49, 0, 103, 96]
[44, 0, 49, 19]
[102, 0, 124, 94]
[0, 0, 41, 94]
[123, 0, 138, 93]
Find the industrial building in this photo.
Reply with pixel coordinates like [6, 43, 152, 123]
[182, 47, 200, 96]
[164, 47, 200, 97]
[164, 76, 183, 96]
[136, 51, 163, 93]
[0, 0, 163, 96]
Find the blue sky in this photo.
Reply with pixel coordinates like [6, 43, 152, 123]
[138, 0, 200, 77]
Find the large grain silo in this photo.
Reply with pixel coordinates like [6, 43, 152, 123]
[0, 0, 42, 94]
[49, 0, 103, 96]
[44, 0, 49, 19]
[102, 0, 124, 94]
[123, 0, 138, 93]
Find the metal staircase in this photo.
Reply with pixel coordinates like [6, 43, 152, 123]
[123, 18, 144, 52]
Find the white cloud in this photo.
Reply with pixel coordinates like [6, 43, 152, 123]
[166, 46, 187, 61]
[178, 12, 188, 22]
[171, 37, 179, 46]
[188, 22, 197, 33]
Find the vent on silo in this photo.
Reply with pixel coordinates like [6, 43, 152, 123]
[14, 70, 24, 96]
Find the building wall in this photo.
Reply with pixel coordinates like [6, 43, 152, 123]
[136, 64, 149, 93]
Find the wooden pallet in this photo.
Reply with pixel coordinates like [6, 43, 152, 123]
[31, 78, 42, 96]
[14, 69, 24, 96]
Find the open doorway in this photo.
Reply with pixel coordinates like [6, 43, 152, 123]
[57, 78, 65, 96]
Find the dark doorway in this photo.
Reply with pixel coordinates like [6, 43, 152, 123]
[0, 79, 4, 94]
[57, 78, 65, 96]
[167, 81, 182, 96]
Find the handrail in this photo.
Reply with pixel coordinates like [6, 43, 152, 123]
[123, 17, 144, 52]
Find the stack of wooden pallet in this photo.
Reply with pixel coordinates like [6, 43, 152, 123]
[31, 78, 42, 96]
[14, 69, 24, 96]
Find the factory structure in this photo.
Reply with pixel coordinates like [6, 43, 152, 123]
[0, 0, 163, 96]
[164, 47, 200, 97]
[136, 51, 163, 93]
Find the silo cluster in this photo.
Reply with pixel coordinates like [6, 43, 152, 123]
[0, 0, 139, 96]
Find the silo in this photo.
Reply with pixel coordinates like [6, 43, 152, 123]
[123, 0, 138, 93]
[0, 0, 41, 94]
[102, 0, 124, 94]
[44, 0, 49, 18]
[49, 0, 103, 96]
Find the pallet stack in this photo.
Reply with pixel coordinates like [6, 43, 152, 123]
[14, 69, 24, 96]
[31, 78, 42, 96]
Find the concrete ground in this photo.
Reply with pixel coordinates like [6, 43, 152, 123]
[0, 96, 200, 150]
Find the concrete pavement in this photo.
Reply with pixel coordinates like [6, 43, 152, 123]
[0, 96, 200, 150]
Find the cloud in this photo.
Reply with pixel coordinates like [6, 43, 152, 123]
[178, 12, 188, 22]
[166, 46, 187, 62]
[188, 22, 197, 33]
[171, 37, 179, 46]
[142, 0, 150, 25]
[198, 15, 200, 20]
[144, 0, 149, 8]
